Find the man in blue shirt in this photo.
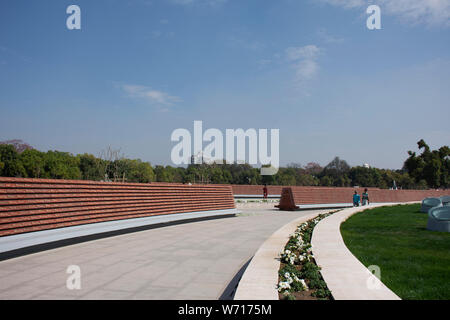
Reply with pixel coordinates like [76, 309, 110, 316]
[353, 191, 361, 207]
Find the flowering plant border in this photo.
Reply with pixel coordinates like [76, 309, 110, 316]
[277, 211, 337, 300]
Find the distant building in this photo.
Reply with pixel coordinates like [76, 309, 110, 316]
[191, 152, 205, 165]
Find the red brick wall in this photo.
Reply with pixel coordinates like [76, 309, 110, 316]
[0, 177, 235, 237]
[278, 186, 449, 210]
[232, 185, 283, 196]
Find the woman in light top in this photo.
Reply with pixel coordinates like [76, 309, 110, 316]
[362, 188, 370, 206]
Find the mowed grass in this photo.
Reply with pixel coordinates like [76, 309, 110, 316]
[340, 204, 450, 300]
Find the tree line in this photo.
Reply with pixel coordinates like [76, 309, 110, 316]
[0, 139, 448, 189]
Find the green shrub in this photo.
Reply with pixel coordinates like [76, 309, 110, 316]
[312, 288, 331, 299]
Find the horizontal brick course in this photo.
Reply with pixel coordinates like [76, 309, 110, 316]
[0, 177, 235, 237]
[232, 185, 283, 196]
[278, 186, 449, 210]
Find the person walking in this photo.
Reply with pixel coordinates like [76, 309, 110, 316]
[353, 191, 360, 207]
[263, 184, 268, 199]
[362, 188, 370, 206]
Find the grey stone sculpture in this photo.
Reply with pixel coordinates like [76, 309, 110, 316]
[427, 206, 450, 233]
[420, 197, 442, 213]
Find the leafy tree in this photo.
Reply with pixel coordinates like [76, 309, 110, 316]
[0, 144, 26, 177]
[324, 156, 350, 174]
[0, 139, 33, 153]
[155, 165, 183, 183]
[403, 140, 449, 188]
[20, 149, 45, 178]
[77, 153, 105, 181]
[320, 175, 333, 186]
[42, 151, 81, 180]
[296, 173, 319, 186]
[319, 157, 351, 187]
[304, 162, 323, 175]
[120, 159, 155, 183]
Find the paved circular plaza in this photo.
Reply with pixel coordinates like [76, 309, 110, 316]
[0, 207, 328, 300]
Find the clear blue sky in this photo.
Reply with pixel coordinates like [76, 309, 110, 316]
[1, 0, 449, 169]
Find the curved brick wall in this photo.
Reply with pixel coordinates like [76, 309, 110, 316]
[0, 177, 235, 237]
[232, 185, 283, 196]
[278, 186, 449, 210]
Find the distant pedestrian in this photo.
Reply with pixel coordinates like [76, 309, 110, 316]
[353, 191, 360, 207]
[362, 188, 370, 206]
[263, 184, 268, 199]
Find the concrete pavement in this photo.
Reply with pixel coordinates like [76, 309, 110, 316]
[0, 206, 327, 300]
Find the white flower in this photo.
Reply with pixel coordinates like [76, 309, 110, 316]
[277, 281, 291, 292]
[299, 279, 309, 290]
[289, 255, 296, 264]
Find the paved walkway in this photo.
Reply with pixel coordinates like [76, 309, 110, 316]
[0, 206, 328, 300]
[311, 203, 407, 300]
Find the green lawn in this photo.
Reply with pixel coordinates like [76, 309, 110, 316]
[340, 204, 450, 300]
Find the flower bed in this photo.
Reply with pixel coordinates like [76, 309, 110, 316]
[277, 212, 336, 300]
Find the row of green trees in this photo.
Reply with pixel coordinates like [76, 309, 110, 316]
[0, 140, 448, 189]
[0, 143, 155, 183]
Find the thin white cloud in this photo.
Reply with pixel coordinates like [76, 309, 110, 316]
[257, 59, 272, 66]
[151, 31, 162, 38]
[318, 0, 450, 27]
[294, 59, 319, 81]
[0, 45, 31, 63]
[169, 0, 227, 6]
[318, 0, 365, 8]
[120, 84, 181, 109]
[286, 45, 321, 61]
[285, 45, 322, 86]
[228, 35, 266, 51]
[317, 28, 345, 43]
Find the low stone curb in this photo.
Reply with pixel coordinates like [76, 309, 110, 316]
[311, 202, 419, 300]
[234, 211, 325, 300]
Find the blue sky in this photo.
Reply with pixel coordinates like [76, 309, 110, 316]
[0, 0, 449, 169]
